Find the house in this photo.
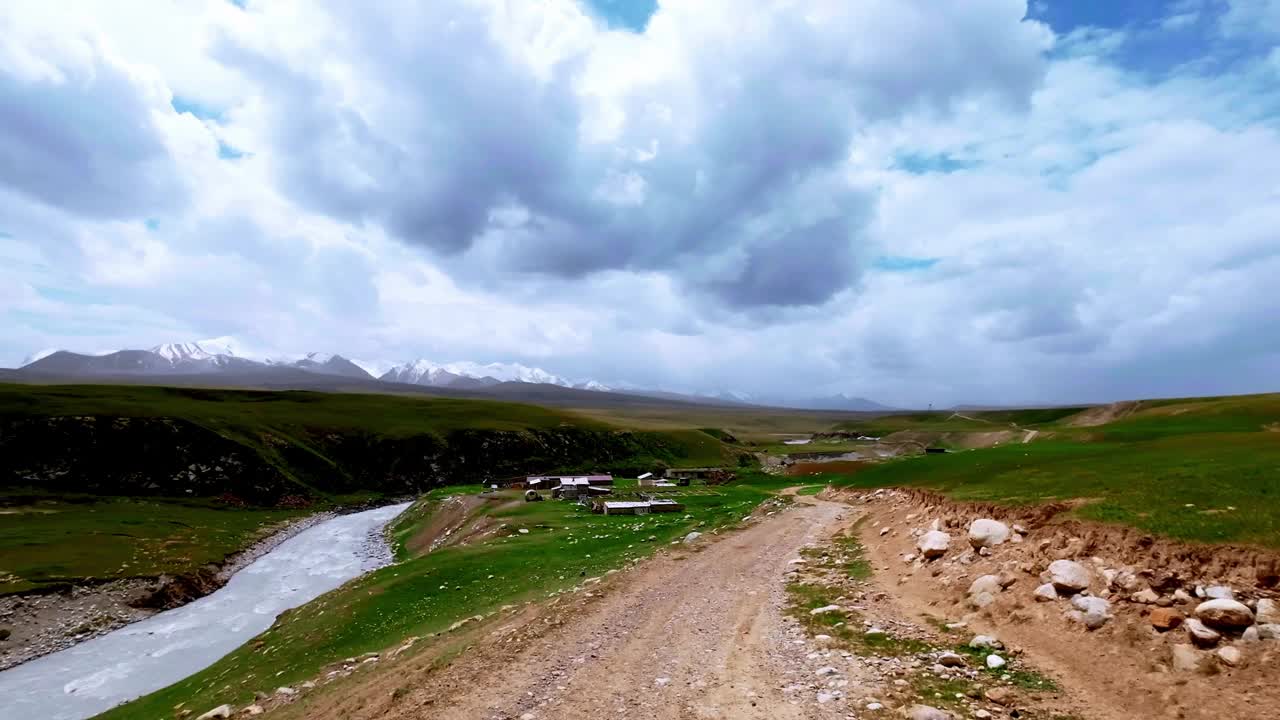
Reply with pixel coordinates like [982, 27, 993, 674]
[553, 478, 615, 500]
[591, 498, 685, 515]
[664, 467, 721, 481]
[638, 472, 677, 488]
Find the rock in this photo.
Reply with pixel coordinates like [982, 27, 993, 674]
[815, 666, 838, 676]
[1256, 624, 1280, 640]
[1170, 644, 1203, 673]
[814, 634, 834, 645]
[1033, 583, 1058, 602]
[969, 634, 1000, 649]
[968, 575, 1003, 608]
[1150, 607, 1185, 631]
[880, 527, 891, 536]
[1173, 589, 1194, 604]
[810, 605, 841, 615]
[1204, 585, 1234, 600]
[518, 528, 530, 535]
[682, 532, 702, 544]
[1194, 599, 1255, 629]
[975, 711, 993, 720]
[917, 531, 951, 559]
[242, 706, 264, 717]
[984, 686, 1015, 705]
[867, 702, 884, 710]
[1070, 595, 1111, 629]
[1256, 598, 1279, 625]
[1184, 618, 1222, 647]
[937, 652, 966, 667]
[1241, 626, 1261, 643]
[521, 714, 536, 720]
[986, 654, 1006, 669]
[1216, 646, 1244, 667]
[1048, 560, 1090, 593]
[275, 687, 296, 697]
[1131, 588, 1160, 604]
[906, 705, 953, 720]
[654, 677, 671, 687]
[865, 628, 886, 637]
[196, 706, 234, 720]
[816, 691, 836, 704]
[968, 519, 1011, 548]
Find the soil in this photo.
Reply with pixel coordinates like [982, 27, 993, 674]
[257, 492, 1111, 720]
[404, 494, 516, 557]
[0, 511, 330, 671]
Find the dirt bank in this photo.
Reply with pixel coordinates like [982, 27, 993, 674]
[0, 511, 330, 671]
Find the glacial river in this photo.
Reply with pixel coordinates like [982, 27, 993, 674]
[0, 502, 410, 720]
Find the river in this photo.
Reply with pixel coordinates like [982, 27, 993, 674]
[0, 502, 411, 720]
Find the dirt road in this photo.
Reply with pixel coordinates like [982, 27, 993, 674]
[294, 493, 858, 720]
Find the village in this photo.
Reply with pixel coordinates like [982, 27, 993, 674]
[487, 467, 736, 515]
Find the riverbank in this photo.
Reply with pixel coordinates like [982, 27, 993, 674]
[0, 510, 331, 671]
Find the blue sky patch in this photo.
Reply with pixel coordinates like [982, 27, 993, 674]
[582, 0, 656, 31]
[218, 142, 246, 160]
[172, 96, 224, 122]
[144, 218, 160, 231]
[894, 152, 972, 175]
[874, 256, 940, 272]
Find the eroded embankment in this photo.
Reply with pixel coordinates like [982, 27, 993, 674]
[841, 487, 1280, 720]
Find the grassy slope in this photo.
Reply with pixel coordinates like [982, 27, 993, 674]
[99, 475, 792, 720]
[0, 500, 303, 595]
[829, 393, 1280, 547]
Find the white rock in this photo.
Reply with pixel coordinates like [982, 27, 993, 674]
[196, 706, 234, 720]
[864, 628, 886, 637]
[1241, 626, 1261, 643]
[1170, 643, 1203, 673]
[1216, 646, 1244, 667]
[985, 654, 1006, 669]
[1256, 598, 1279, 625]
[880, 527, 891, 536]
[967, 574, 1003, 608]
[1256, 624, 1280, 640]
[917, 530, 951, 559]
[1184, 618, 1222, 647]
[1173, 589, 1193, 604]
[275, 687, 296, 696]
[518, 528, 530, 535]
[816, 666, 838, 676]
[967, 519, 1011, 548]
[1194, 599, 1255, 629]
[682, 531, 702, 544]
[1069, 595, 1111, 630]
[654, 677, 671, 687]
[816, 691, 836, 704]
[1047, 559, 1090, 593]
[906, 705, 954, 720]
[866, 702, 884, 710]
[1033, 583, 1058, 602]
[243, 706, 264, 717]
[813, 634, 834, 644]
[810, 604, 841, 615]
[937, 652, 966, 667]
[969, 634, 1000, 649]
[975, 711, 993, 720]
[1204, 585, 1234, 600]
[1131, 588, 1160, 604]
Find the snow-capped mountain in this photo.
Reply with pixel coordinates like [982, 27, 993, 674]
[20, 341, 371, 380]
[379, 359, 608, 391]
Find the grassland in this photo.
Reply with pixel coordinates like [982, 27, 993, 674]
[99, 474, 793, 720]
[825, 393, 1280, 547]
[0, 500, 304, 595]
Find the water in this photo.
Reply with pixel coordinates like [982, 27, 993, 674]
[0, 502, 410, 720]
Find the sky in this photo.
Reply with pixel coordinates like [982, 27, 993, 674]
[1, 0, 1278, 407]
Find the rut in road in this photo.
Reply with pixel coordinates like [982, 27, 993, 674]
[296, 495, 854, 720]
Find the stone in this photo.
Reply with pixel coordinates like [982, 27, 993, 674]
[815, 666, 838, 676]
[969, 634, 1000, 649]
[968, 574, 1003, 608]
[683, 532, 702, 544]
[986, 654, 1007, 669]
[1131, 589, 1160, 604]
[1150, 607, 1185, 631]
[906, 705, 953, 720]
[1047, 559, 1091, 593]
[937, 652, 966, 667]
[975, 711, 993, 720]
[518, 528, 530, 534]
[880, 527, 891, 536]
[1070, 595, 1111, 629]
[985, 686, 1015, 705]
[867, 702, 884, 710]
[1204, 585, 1234, 600]
[816, 691, 836, 704]
[968, 519, 1011, 548]
[1256, 624, 1280, 640]
[1173, 589, 1193, 604]
[1170, 644, 1203, 673]
[654, 677, 672, 687]
[1216, 646, 1244, 667]
[810, 605, 841, 615]
[275, 687, 296, 697]
[1033, 583, 1058, 602]
[1184, 618, 1222, 647]
[814, 634, 834, 645]
[1241, 626, 1261, 643]
[865, 627, 886, 637]
[917, 531, 951, 559]
[243, 707, 264, 717]
[1256, 598, 1280, 625]
[1194, 599, 1255, 629]
[195, 706, 234, 720]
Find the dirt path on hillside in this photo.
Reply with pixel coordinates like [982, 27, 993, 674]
[288, 493, 859, 720]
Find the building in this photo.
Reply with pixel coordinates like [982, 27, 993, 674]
[638, 472, 677, 488]
[664, 467, 721, 481]
[592, 498, 685, 515]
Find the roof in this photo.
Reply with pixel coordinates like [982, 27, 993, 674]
[602, 501, 652, 509]
[649, 499, 680, 506]
[637, 472, 653, 479]
[667, 467, 720, 472]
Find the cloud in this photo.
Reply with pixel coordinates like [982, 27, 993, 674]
[0, 11, 185, 218]
[213, 0, 1050, 309]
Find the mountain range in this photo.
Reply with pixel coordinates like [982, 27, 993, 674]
[9, 341, 897, 412]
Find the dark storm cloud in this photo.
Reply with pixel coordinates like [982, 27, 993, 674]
[0, 32, 183, 219]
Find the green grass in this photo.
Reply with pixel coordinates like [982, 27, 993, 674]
[832, 406, 1090, 436]
[0, 499, 302, 595]
[98, 475, 790, 720]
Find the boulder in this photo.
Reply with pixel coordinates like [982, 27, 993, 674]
[243, 707, 264, 717]
[969, 634, 1001, 649]
[968, 575, 1003, 608]
[1131, 589, 1160, 604]
[937, 652, 966, 667]
[1204, 585, 1234, 600]
[1241, 626, 1261, 643]
[1194, 599, 1255, 629]
[683, 532, 702, 544]
[1256, 598, 1279, 625]
[906, 705, 954, 720]
[1048, 560, 1090, 593]
[810, 605, 841, 616]
[1216, 646, 1244, 667]
[1170, 644, 1203, 673]
[986, 654, 1006, 669]
[1033, 583, 1058, 602]
[1149, 607, 1185, 631]
[196, 706, 234, 720]
[984, 687, 1015, 706]
[1184, 618, 1222, 647]
[1257, 624, 1280, 640]
[1069, 595, 1111, 630]
[968, 519, 1011, 548]
[917, 531, 951, 559]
